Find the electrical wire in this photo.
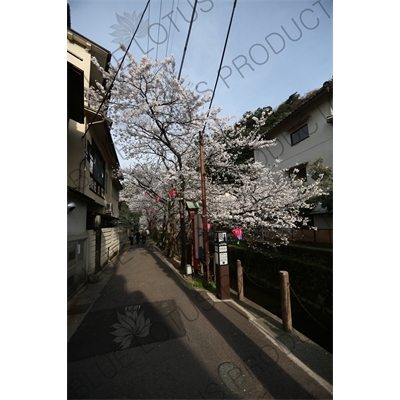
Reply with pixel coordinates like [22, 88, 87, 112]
[177, 0, 198, 80]
[82, 0, 152, 139]
[147, 0, 151, 55]
[204, 0, 237, 120]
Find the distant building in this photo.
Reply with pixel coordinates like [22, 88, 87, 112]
[67, 27, 125, 298]
[254, 80, 333, 243]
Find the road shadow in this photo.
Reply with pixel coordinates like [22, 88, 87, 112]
[67, 241, 332, 399]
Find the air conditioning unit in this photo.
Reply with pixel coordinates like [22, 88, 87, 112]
[105, 203, 113, 214]
[326, 115, 333, 123]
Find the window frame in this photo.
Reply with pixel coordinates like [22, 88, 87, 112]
[288, 164, 308, 182]
[67, 62, 84, 123]
[290, 124, 310, 146]
[87, 141, 105, 198]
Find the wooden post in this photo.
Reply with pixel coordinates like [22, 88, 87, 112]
[237, 260, 244, 301]
[199, 130, 210, 281]
[213, 254, 216, 281]
[279, 271, 292, 332]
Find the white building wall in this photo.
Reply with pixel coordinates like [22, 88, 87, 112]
[67, 35, 92, 90]
[254, 96, 333, 233]
[254, 99, 333, 174]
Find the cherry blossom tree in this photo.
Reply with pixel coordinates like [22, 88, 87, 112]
[120, 161, 184, 256]
[87, 53, 224, 263]
[87, 52, 324, 259]
[203, 117, 324, 246]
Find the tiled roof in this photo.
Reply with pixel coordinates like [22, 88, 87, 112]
[264, 80, 333, 134]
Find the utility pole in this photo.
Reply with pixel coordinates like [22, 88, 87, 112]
[199, 130, 210, 281]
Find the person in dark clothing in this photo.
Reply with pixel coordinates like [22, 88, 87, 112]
[141, 230, 147, 244]
[135, 231, 141, 245]
[129, 230, 134, 245]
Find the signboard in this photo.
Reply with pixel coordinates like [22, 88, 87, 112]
[216, 245, 227, 253]
[218, 252, 228, 265]
[215, 232, 227, 243]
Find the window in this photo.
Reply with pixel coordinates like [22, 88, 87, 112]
[67, 62, 84, 123]
[290, 124, 309, 145]
[288, 164, 307, 181]
[87, 142, 105, 197]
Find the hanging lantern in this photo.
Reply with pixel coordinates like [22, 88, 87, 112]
[155, 196, 160, 202]
[232, 228, 243, 244]
[169, 189, 176, 199]
[207, 223, 211, 232]
[144, 191, 149, 196]
[202, 223, 211, 232]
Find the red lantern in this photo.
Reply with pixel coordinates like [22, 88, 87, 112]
[202, 223, 211, 232]
[169, 189, 176, 199]
[155, 196, 160, 202]
[232, 228, 242, 242]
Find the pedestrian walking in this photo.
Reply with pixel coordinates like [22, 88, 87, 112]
[135, 231, 141, 245]
[129, 230, 134, 245]
[141, 230, 147, 244]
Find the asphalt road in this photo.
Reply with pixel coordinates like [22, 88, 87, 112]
[67, 241, 333, 399]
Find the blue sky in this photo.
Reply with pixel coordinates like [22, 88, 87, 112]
[68, 0, 333, 121]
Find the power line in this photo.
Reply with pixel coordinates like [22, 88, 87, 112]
[147, 0, 151, 55]
[178, 0, 198, 80]
[205, 0, 237, 117]
[82, 0, 152, 139]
